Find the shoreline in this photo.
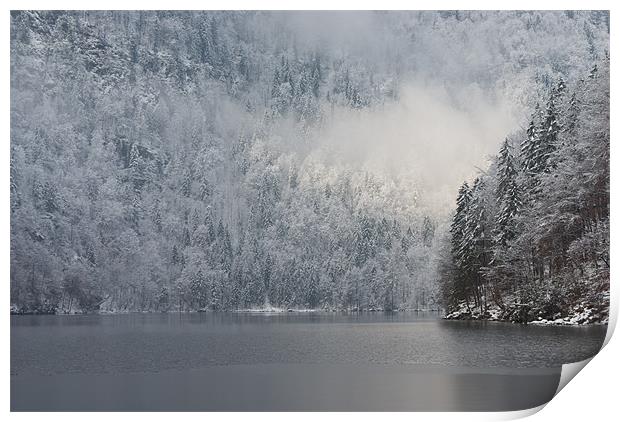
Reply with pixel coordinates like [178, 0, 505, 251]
[10, 307, 444, 316]
[11, 305, 608, 326]
[443, 308, 609, 326]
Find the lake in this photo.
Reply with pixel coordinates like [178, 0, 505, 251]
[11, 312, 607, 411]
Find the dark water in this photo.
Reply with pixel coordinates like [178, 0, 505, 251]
[11, 312, 607, 411]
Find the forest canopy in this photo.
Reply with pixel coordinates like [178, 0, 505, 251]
[440, 62, 609, 324]
[9, 11, 609, 314]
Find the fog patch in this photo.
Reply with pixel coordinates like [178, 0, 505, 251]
[312, 80, 519, 215]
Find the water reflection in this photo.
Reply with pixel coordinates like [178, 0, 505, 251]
[11, 312, 605, 410]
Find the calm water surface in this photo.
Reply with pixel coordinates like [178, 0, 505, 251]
[11, 312, 606, 411]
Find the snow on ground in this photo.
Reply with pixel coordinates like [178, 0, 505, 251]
[444, 299, 608, 325]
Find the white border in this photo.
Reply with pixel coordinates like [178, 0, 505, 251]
[3, 1, 617, 420]
[0, 1, 615, 11]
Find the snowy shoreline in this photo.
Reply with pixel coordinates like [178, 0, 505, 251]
[10, 306, 443, 316]
[443, 304, 609, 326]
[11, 304, 607, 326]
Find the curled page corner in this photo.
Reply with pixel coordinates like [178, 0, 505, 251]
[603, 289, 617, 348]
[556, 358, 593, 396]
[546, 285, 618, 410]
[506, 357, 595, 420]
[501, 403, 548, 420]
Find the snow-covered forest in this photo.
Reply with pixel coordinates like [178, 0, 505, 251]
[10, 11, 609, 314]
[441, 61, 610, 324]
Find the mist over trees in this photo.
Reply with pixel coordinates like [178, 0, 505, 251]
[440, 60, 610, 323]
[10, 11, 609, 313]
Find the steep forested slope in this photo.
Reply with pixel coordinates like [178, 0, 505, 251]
[10, 11, 609, 313]
[440, 60, 610, 324]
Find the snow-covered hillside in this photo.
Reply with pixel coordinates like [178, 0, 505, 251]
[10, 11, 609, 314]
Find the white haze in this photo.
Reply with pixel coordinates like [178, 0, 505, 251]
[269, 10, 607, 217]
[9, 10, 609, 314]
[303, 80, 519, 217]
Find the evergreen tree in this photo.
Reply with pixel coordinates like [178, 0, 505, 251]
[494, 139, 522, 247]
[421, 216, 435, 247]
[450, 182, 471, 268]
[520, 105, 542, 178]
